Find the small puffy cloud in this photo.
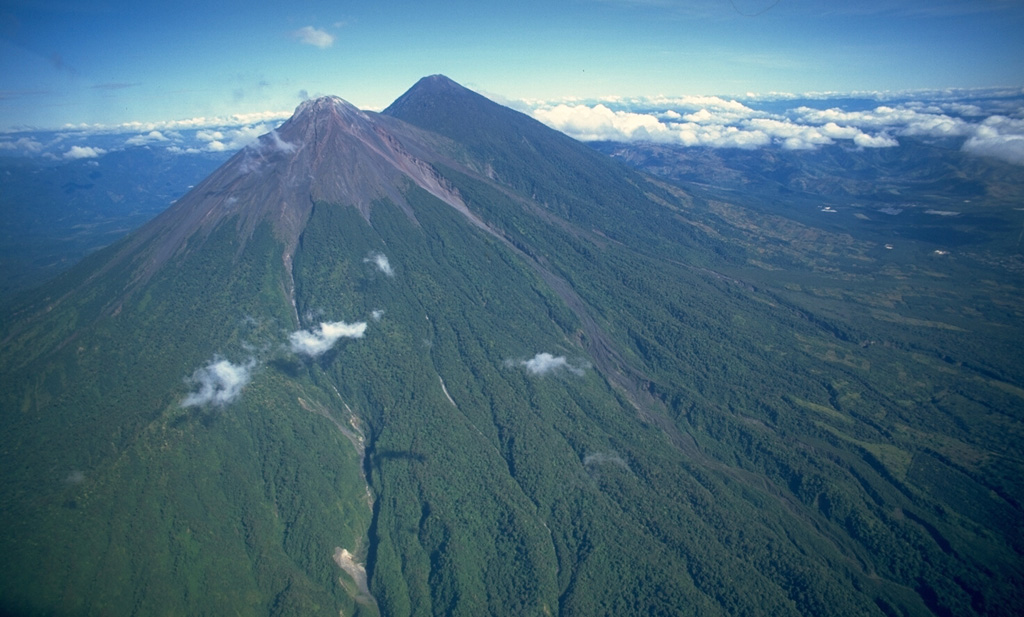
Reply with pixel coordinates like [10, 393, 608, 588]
[196, 129, 224, 142]
[854, 132, 899, 148]
[293, 26, 335, 49]
[63, 145, 106, 159]
[125, 130, 170, 146]
[289, 320, 368, 357]
[516, 352, 586, 376]
[0, 136, 44, 153]
[371, 309, 385, 321]
[583, 452, 629, 469]
[364, 251, 394, 276]
[818, 122, 861, 140]
[265, 128, 296, 153]
[182, 357, 255, 407]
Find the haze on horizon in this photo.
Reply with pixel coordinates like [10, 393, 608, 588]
[2, 0, 1023, 131]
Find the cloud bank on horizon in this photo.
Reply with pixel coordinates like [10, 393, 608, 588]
[525, 89, 1024, 164]
[5, 87, 1022, 165]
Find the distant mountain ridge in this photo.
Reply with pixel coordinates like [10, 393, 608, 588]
[1, 75, 1021, 617]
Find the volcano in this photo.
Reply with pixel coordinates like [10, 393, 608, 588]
[1, 75, 1021, 617]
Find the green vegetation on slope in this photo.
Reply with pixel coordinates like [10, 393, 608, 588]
[0, 77, 1021, 616]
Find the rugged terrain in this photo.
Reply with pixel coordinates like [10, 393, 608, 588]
[1, 75, 1021, 616]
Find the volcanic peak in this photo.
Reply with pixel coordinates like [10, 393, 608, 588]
[289, 95, 370, 131]
[94, 84, 478, 309]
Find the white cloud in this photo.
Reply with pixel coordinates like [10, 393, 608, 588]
[517, 352, 586, 376]
[962, 120, 1024, 164]
[0, 136, 44, 152]
[745, 118, 834, 150]
[790, 106, 1023, 163]
[791, 105, 973, 138]
[196, 129, 224, 142]
[265, 128, 296, 153]
[647, 94, 759, 118]
[124, 130, 169, 146]
[182, 357, 255, 407]
[583, 452, 628, 469]
[533, 80, 1024, 156]
[166, 145, 203, 155]
[818, 122, 861, 140]
[672, 123, 771, 149]
[854, 132, 899, 148]
[293, 26, 335, 49]
[55, 111, 292, 138]
[198, 124, 270, 152]
[289, 320, 368, 357]
[363, 251, 394, 276]
[63, 145, 106, 159]
[533, 104, 671, 142]
[529, 98, 899, 150]
[682, 108, 721, 124]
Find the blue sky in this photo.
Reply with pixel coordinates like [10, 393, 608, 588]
[2, 0, 1023, 130]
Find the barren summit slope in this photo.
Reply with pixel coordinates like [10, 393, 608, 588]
[88, 95, 468, 298]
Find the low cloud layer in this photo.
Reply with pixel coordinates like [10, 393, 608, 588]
[526, 89, 1024, 164]
[532, 101, 900, 151]
[962, 116, 1024, 164]
[182, 357, 255, 407]
[5, 88, 1020, 166]
[289, 320, 368, 357]
[364, 252, 394, 276]
[515, 352, 587, 376]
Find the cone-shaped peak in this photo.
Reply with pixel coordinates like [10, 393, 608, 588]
[408, 74, 464, 93]
[384, 75, 486, 121]
[295, 94, 360, 114]
[274, 95, 374, 147]
[106, 86, 467, 292]
[290, 95, 370, 127]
